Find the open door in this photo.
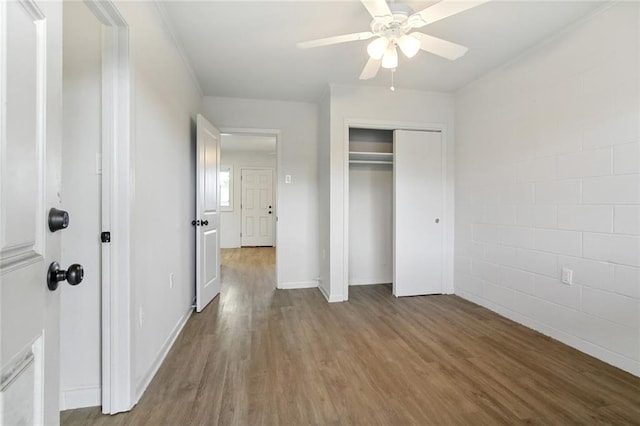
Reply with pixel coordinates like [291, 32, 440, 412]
[0, 0, 64, 423]
[195, 114, 221, 312]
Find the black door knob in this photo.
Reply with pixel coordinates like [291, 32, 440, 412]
[48, 208, 69, 232]
[202, 220, 209, 226]
[47, 262, 84, 291]
[268, 211, 272, 214]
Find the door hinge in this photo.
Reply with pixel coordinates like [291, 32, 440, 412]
[101, 231, 111, 243]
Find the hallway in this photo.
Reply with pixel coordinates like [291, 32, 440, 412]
[62, 248, 640, 425]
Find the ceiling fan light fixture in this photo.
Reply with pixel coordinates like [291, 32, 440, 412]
[367, 37, 389, 60]
[397, 34, 420, 58]
[381, 43, 398, 69]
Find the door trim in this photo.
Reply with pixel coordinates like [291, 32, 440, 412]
[219, 128, 281, 287]
[84, 0, 134, 414]
[240, 167, 275, 247]
[342, 118, 453, 302]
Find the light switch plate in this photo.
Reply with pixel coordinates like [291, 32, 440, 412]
[561, 267, 573, 285]
[285, 175, 292, 184]
[96, 153, 102, 175]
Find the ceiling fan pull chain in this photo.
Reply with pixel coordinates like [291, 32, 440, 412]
[390, 68, 396, 91]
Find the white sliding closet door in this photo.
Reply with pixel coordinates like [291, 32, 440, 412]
[393, 130, 443, 297]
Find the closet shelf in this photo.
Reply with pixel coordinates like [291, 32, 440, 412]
[348, 151, 393, 164]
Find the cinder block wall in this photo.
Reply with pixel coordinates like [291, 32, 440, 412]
[455, 3, 639, 375]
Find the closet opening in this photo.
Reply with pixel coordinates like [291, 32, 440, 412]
[345, 125, 445, 301]
[348, 128, 394, 292]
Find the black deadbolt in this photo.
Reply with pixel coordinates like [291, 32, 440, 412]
[47, 262, 84, 291]
[48, 208, 69, 232]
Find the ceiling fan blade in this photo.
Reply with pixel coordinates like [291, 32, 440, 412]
[410, 0, 491, 27]
[359, 57, 382, 80]
[411, 32, 468, 60]
[360, 0, 392, 19]
[297, 32, 374, 49]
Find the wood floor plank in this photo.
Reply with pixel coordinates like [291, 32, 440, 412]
[62, 247, 640, 425]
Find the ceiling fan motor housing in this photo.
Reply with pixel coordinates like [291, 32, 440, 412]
[371, 12, 412, 40]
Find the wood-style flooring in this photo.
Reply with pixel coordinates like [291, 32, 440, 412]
[62, 247, 640, 425]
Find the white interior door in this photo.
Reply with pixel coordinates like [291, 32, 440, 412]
[1, 0, 63, 423]
[195, 114, 221, 312]
[241, 169, 274, 247]
[393, 130, 443, 297]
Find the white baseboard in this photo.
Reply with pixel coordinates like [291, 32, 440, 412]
[277, 280, 317, 289]
[456, 290, 640, 377]
[348, 278, 391, 286]
[60, 386, 101, 410]
[318, 284, 343, 303]
[135, 307, 194, 401]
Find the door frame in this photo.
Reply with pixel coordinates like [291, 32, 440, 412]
[220, 128, 281, 287]
[240, 167, 276, 247]
[342, 118, 453, 301]
[83, 0, 133, 414]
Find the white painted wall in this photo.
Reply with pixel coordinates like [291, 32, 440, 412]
[324, 85, 456, 302]
[201, 97, 319, 288]
[220, 150, 276, 248]
[60, 2, 102, 410]
[113, 1, 203, 399]
[455, 2, 640, 376]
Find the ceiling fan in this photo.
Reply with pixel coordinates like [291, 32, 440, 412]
[297, 0, 490, 80]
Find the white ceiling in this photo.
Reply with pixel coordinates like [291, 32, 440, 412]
[162, 0, 607, 102]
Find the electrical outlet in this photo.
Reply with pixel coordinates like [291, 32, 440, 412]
[561, 267, 573, 285]
[285, 174, 292, 184]
[169, 272, 174, 289]
[139, 307, 144, 326]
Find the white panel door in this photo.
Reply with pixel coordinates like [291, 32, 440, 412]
[393, 130, 443, 297]
[195, 114, 221, 312]
[0, 0, 63, 423]
[241, 169, 274, 247]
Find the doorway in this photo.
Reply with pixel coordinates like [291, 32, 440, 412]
[219, 133, 277, 248]
[60, 0, 132, 415]
[219, 132, 278, 275]
[60, 1, 103, 410]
